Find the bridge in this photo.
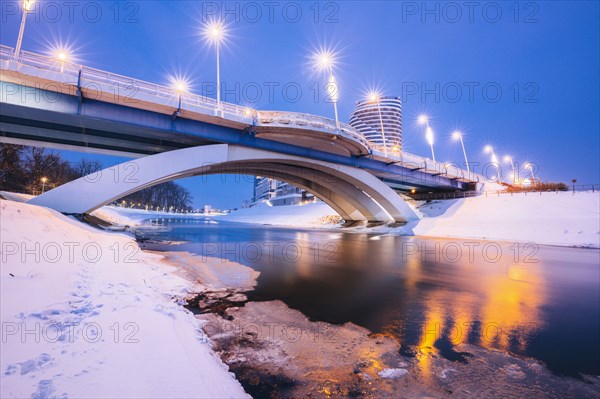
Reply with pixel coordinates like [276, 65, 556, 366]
[0, 45, 493, 225]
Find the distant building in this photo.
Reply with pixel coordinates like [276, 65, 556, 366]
[203, 204, 212, 214]
[349, 96, 402, 152]
[250, 97, 402, 207]
[252, 177, 315, 206]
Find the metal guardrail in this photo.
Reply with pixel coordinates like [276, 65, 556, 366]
[405, 191, 479, 201]
[1, 44, 371, 148]
[571, 184, 599, 192]
[370, 144, 485, 183]
[405, 184, 599, 202]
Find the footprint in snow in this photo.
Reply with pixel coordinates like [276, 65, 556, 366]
[31, 379, 67, 399]
[4, 353, 52, 376]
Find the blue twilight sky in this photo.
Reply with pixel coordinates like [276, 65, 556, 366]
[1, 1, 598, 209]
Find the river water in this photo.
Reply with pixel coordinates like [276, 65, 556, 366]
[140, 217, 600, 379]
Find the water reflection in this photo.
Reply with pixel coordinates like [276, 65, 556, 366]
[140, 218, 599, 376]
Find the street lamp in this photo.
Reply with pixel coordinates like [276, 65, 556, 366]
[418, 114, 435, 161]
[204, 21, 225, 112]
[314, 50, 340, 130]
[56, 50, 68, 73]
[524, 162, 536, 182]
[503, 155, 516, 183]
[40, 176, 48, 194]
[172, 79, 188, 109]
[368, 91, 388, 157]
[484, 145, 501, 181]
[14, 0, 35, 60]
[451, 131, 470, 174]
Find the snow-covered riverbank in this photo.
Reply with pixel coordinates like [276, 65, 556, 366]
[220, 192, 600, 248]
[4, 189, 598, 248]
[0, 199, 249, 398]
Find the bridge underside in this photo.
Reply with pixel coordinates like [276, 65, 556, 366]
[27, 144, 419, 225]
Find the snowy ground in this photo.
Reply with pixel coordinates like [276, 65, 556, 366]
[0, 199, 249, 398]
[4, 189, 598, 248]
[92, 206, 207, 228]
[216, 202, 339, 228]
[220, 192, 600, 248]
[31, 191, 600, 248]
[411, 191, 600, 248]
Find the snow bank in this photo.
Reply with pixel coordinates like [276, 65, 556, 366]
[91, 206, 208, 227]
[0, 191, 34, 202]
[103, 191, 599, 248]
[217, 202, 337, 228]
[220, 192, 600, 248]
[412, 191, 600, 248]
[10, 189, 598, 248]
[0, 199, 248, 398]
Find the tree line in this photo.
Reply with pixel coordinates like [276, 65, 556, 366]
[0, 144, 193, 211]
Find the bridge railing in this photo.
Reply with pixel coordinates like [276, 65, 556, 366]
[1, 45, 255, 121]
[405, 190, 479, 201]
[1, 44, 480, 186]
[256, 110, 370, 149]
[370, 145, 485, 183]
[1, 44, 371, 146]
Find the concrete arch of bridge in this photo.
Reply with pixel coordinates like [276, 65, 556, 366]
[28, 144, 418, 224]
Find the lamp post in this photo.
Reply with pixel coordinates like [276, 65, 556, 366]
[204, 21, 225, 112]
[418, 114, 435, 162]
[524, 162, 536, 183]
[40, 176, 48, 194]
[14, 0, 35, 60]
[503, 155, 515, 183]
[484, 145, 501, 181]
[314, 51, 340, 130]
[175, 81, 187, 107]
[451, 131, 470, 174]
[369, 92, 388, 157]
[56, 50, 68, 73]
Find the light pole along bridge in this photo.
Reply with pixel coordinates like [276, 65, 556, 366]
[0, 45, 492, 226]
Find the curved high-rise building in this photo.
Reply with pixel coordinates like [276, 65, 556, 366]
[349, 96, 402, 152]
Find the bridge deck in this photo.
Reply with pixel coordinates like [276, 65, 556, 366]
[0, 44, 488, 193]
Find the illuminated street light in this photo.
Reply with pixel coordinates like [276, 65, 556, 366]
[451, 131, 470, 174]
[313, 50, 340, 130]
[204, 21, 225, 111]
[55, 50, 69, 73]
[170, 78, 189, 117]
[14, 0, 35, 60]
[418, 114, 435, 161]
[367, 91, 388, 157]
[174, 81, 187, 93]
[484, 145, 501, 181]
[40, 176, 48, 194]
[524, 162, 536, 181]
[504, 155, 516, 183]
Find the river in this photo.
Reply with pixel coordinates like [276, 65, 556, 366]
[139, 217, 600, 380]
